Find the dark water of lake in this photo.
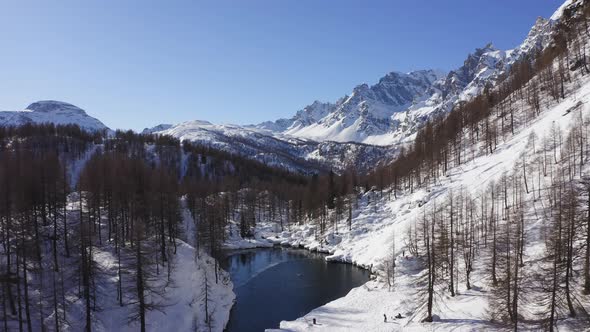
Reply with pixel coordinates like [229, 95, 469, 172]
[221, 247, 369, 332]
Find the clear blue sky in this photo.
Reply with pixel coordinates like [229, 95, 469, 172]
[0, 0, 564, 130]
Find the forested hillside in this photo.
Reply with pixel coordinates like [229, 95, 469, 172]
[0, 124, 336, 331]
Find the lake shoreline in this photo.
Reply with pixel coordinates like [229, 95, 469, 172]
[221, 246, 370, 332]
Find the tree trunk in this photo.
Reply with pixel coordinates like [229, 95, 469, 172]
[136, 237, 146, 332]
[585, 190, 590, 294]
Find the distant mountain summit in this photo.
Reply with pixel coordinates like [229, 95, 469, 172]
[0, 100, 109, 132]
[27, 100, 88, 115]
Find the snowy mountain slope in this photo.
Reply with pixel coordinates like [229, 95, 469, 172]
[158, 120, 398, 174]
[235, 48, 590, 332]
[0, 100, 109, 132]
[257, 11, 561, 146]
[266, 35, 590, 331]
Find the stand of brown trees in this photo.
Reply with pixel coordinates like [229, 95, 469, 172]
[393, 2, 590, 328]
[0, 121, 364, 330]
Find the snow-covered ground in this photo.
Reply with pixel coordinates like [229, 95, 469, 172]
[71, 239, 235, 332]
[222, 63, 590, 331]
[28, 197, 236, 332]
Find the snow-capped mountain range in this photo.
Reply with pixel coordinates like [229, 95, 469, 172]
[257, 15, 556, 146]
[0, 3, 568, 174]
[256, 69, 445, 145]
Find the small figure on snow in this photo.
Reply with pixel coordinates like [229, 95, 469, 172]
[312, 318, 317, 325]
[383, 314, 387, 322]
[395, 313, 403, 319]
